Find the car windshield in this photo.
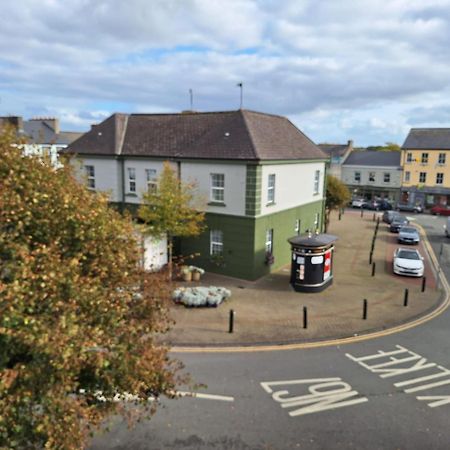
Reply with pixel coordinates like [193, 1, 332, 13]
[400, 227, 417, 234]
[397, 250, 420, 260]
[393, 218, 407, 223]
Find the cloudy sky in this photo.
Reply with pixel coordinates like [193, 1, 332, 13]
[1, 0, 450, 146]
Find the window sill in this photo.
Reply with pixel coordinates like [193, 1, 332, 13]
[126, 193, 138, 197]
[266, 202, 276, 207]
[208, 201, 226, 207]
[313, 192, 320, 196]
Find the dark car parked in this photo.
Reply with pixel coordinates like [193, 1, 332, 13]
[396, 203, 423, 213]
[383, 210, 401, 224]
[366, 199, 393, 211]
[390, 216, 409, 233]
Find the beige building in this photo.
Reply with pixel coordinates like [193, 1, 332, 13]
[401, 128, 450, 207]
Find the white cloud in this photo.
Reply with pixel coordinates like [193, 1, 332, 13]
[1, 0, 450, 145]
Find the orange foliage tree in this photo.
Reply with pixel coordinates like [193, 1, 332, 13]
[0, 126, 183, 449]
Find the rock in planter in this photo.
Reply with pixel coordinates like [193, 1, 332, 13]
[172, 286, 231, 307]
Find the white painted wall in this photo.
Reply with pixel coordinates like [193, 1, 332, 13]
[342, 165, 402, 188]
[142, 234, 168, 271]
[181, 162, 247, 216]
[73, 157, 121, 202]
[260, 162, 325, 215]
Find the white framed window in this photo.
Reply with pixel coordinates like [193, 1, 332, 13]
[369, 172, 375, 182]
[146, 168, 158, 193]
[210, 230, 223, 255]
[127, 168, 136, 192]
[421, 153, 429, 164]
[210, 173, 225, 202]
[383, 173, 390, 183]
[267, 174, 276, 204]
[436, 173, 444, 185]
[354, 172, 361, 182]
[313, 170, 320, 194]
[419, 172, 427, 183]
[406, 152, 413, 163]
[439, 153, 446, 165]
[85, 165, 95, 189]
[404, 171, 410, 182]
[265, 229, 273, 254]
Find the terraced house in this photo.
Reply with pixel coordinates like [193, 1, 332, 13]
[65, 110, 327, 280]
[401, 128, 450, 207]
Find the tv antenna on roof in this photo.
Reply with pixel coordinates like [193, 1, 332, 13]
[237, 82, 243, 109]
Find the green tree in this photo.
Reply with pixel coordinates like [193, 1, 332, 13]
[0, 126, 182, 449]
[325, 175, 351, 232]
[138, 162, 206, 279]
[366, 142, 401, 152]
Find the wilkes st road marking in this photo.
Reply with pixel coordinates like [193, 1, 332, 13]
[261, 377, 368, 417]
[346, 344, 450, 408]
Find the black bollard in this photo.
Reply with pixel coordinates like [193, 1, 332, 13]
[361, 207, 364, 217]
[228, 309, 235, 333]
[369, 251, 373, 265]
[339, 210, 342, 221]
[373, 213, 376, 222]
[363, 299, 368, 320]
[376, 217, 380, 226]
[422, 276, 426, 293]
[372, 262, 376, 277]
[303, 306, 308, 329]
[403, 288, 409, 307]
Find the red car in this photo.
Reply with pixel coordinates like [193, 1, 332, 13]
[430, 205, 450, 216]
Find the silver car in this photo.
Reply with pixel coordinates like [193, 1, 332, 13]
[398, 226, 420, 245]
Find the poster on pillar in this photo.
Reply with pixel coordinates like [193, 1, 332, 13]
[323, 249, 332, 281]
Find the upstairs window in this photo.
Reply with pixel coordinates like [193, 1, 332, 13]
[419, 172, 427, 183]
[267, 174, 276, 204]
[127, 168, 136, 193]
[354, 172, 361, 182]
[437, 173, 444, 185]
[211, 173, 225, 202]
[404, 171, 410, 182]
[369, 172, 375, 182]
[146, 168, 158, 193]
[439, 153, 446, 165]
[384, 173, 391, 183]
[85, 165, 95, 189]
[210, 230, 223, 255]
[421, 153, 429, 164]
[406, 152, 413, 163]
[313, 170, 320, 194]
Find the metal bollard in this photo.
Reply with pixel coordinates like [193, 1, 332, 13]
[361, 207, 364, 217]
[422, 276, 426, 293]
[339, 210, 342, 221]
[376, 217, 380, 226]
[363, 299, 368, 320]
[303, 306, 308, 329]
[228, 309, 235, 333]
[403, 288, 409, 307]
[372, 262, 376, 277]
[369, 251, 373, 265]
[373, 213, 376, 222]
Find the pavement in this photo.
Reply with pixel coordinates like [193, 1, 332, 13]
[163, 209, 447, 348]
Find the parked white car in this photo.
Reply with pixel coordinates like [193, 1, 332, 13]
[351, 198, 367, 208]
[393, 248, 424, 277]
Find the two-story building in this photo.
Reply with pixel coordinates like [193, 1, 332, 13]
[401, 128, 450, 207]
[65, 110, 327, 280]
[341, 150, 402, 203]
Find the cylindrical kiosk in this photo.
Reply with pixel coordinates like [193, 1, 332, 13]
[288, 233, 338, 293]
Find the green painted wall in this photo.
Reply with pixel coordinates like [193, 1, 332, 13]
[179, 199, 325, 280]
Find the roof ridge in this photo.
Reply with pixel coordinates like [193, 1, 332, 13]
[240, 110, 260, 160]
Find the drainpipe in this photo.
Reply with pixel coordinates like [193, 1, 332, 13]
[119, 156, 125, 213]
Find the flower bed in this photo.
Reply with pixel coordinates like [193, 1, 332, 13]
[172, 286, 231, 307]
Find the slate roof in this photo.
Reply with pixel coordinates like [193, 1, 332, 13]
[343, 150, 401, 167]
[318, 143, 351, 158]
[402, 128, 450, 150]
[66, 110, 326, 161]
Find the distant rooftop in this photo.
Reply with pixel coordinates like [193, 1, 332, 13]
[343, 150, 401, 167]
[402, 128, 450, 150]
[318, 140, 353, 159]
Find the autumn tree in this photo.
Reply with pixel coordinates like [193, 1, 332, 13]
[138, 161, 206, 279]
[325, 174, 351, 232]
[0, 126, 182, 449]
